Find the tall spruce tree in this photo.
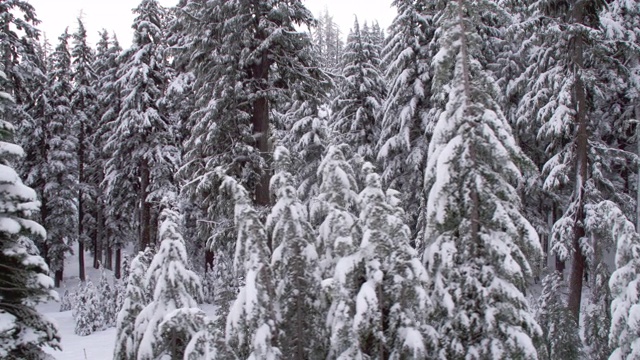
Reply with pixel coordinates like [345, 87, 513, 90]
[46, 29, 78, 288]
[378, 0, 435, 232]
[70, 18, 98, 281]
[332, 19, 386, 163]
[422, 0, 542, 358]
[104, 0, 176, 251]
[514, 0, 623, 320]
[176, 0, 324, 239]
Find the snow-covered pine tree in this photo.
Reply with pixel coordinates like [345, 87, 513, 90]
[221, 174, 279, 360]
[70, 18, 98, 279]
[535, 272, 581, 360]
[377, 0, 434, 233]
[45, 29, 77, 288]
[312, 145, 360, 279]
[332, 18, 386, 163]
[422, 0, 542, 358]
[0, 63, 60, 359]
[266, 146, 326, 359]
[135, 208, 203, 360]
[312, 9, 344, 74]
[104, 0, 175, 252]
[113, 247, 154, 360]
[94, 31, 127, 277]
[97, 264, 117, 328]
[283, 101, 332, 202]
[177, 0, 324, 225]
[73, 280, 104, 336]
[335, 163, 436, 358]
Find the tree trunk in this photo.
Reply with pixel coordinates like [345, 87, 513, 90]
[567, 14, 588, 320]
[205, 249, 214, 273]
[115, 246, 122, 280]
[78, 119, 86, 282]
[636, 104, 640, 230]
[54, 269, 63, 288]
[150, 207, 159, 247]
[139, 158, 151, 251]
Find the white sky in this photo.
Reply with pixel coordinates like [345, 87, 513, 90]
[28, 0, 396, 49]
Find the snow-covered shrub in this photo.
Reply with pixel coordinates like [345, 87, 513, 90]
[74, 281, 105, 336]
[97, 265, 118, 328]
[59, 289, 75, 312]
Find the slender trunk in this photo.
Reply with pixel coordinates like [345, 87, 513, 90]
[150, 207, 158, 247]
[78, 120, 86, 281]
[139, 158, 151, 251]
[205, 249, 214, 273]
[568, 18, 588, 320]
[636, 105, 640, 230]
[92, 228, 99, 269]
[115, 246, 122, 279]
[54, 269, 63, 288]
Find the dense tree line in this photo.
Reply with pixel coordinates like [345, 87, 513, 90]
[2, 0, 640, 358]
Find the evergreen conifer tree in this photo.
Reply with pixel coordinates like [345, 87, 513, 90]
[266, 146, 326, 359]
[104, 0, 175, 252]
[535, 272, 582, 360]
[113, 247, 154, 360]
[332, 19, 386, 163]
[422, 1, 542, 357]
[221, 174, 279, 360]
[0, 63, 60, 359]
[45, 29, 78, 288]
[71, 18, 98, 279]
[73, 280, 104, 336]
[136, 209, 203, 360]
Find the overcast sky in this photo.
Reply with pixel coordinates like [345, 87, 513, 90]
[28, 0, 396, 49]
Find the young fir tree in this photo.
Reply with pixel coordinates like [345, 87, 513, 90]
[312, 145, 360, 279]
[113, 247, 154, 360]
[45, 29, 78, 288]
[104, 0, 175, 252]
[70, 18, 99, 279]
[0, 67, 60, 359]
[282, 101, 332, 202]
[136, 209, 203, 360]
[266, 146, 326, 359]
[221, 174, 279, 360]
[97, 264, 118, 328]
[377, 0, 435, 232]
[535, 272, 581, 360]
[422, 1, 542, 358]
[331, 19, 386, 164]
[334, 163, 436, 358]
